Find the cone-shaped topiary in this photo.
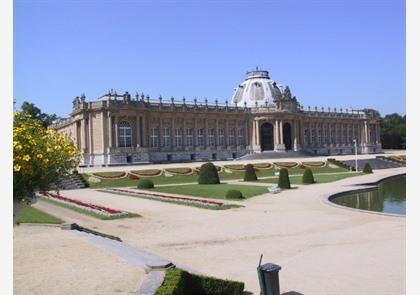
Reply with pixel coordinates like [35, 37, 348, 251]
[137, 179, 154, 189]
[198, 162, 220, 184]
[243, 164, 258, 181]
[302, 168, 315, 184]
[278, 168, 291, 189]
[363, 162, 373, 174]
[225, 189, 244, 199]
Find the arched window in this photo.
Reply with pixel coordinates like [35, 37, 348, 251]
[118, 121, 132, 147]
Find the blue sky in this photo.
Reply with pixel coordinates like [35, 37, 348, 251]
[14, 0, 405, 117]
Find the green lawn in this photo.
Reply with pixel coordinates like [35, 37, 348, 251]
[83, 163, 350, 188]
[257, 172, 363, 184]
[146, 183, 269, 200]
[17, 206, 64, 224]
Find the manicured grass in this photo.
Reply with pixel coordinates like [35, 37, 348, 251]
[83, 163, 350, 188]
[146, 183, 269, 200]
[17, 206, 64, 224]
[257, 172, 363, 184]
[40, 197, 140, 220]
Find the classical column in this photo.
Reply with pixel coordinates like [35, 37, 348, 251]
[215, 119, 219, 146]
[376, 123, 381, 144]
[89, 112, 93, 154]
[205, 118, 209, 147]
[364, 121, 369, 145]
[293, 120, 298, 151]
[274, 119, 279, 147]
[279, 120, 284, 145]
[114, 116, 119, 148]
[136, 115, 140, 148]
[335, 121, 338, 146]
[182, 118, 187, 149]
[142, 116, 146, 147]
[194, 118, 198, 148]
[244, 119, 249, 148]
[225, 119, 229, 147]
[171, 117, 175, 148]
[107, 113, 112, 150]
[256, 119, 260, 146]
[80, 118, 86, 152]
[159, 117, 163, 148]
[101, 111, 107, 153]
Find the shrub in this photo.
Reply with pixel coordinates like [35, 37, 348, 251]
[278, 168, 291, 189]
[198, 162, 220, 184]
[137, 179, 154, 189]
[225, 190, 244, 199]
[363, 163, 373, 174]
[155, 268, 244, 295]
[243, 164, 257, 181]
[302, 168, 315, 184]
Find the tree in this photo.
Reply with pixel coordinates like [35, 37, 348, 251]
[243, 164, 257, 181]
[380, 113, 405, 149]
[198, 162, 220, 184]
[278, 168, 291, 189]
[21, 101, 60, 128]
[302, 168, 315, 184]
[13, 112, 80, 205]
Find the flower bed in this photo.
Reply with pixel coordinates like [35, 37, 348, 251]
[127, 173, 140, 180]
[164, 167, 194, 176]
[108, 188, 225, 207]
[252, 163, 273, 170]
[300, 161, 326, 168]
[43, 192, 129, 217]
[92, 171, 127, 179]
[223, 164, 245, 171]
[274, 162, 298, 169]
[131, 169, 163, 177]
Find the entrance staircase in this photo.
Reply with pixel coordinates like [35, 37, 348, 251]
[236, 150, 312, 161]
[51, 173, 88, 190]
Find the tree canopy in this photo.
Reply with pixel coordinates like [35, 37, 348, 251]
[20, 101, 60, 128]
[380, 113, 405, 149]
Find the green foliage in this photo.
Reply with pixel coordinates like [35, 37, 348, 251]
[198, 162, 220, 184]
[278, 168, 291, 189]
[21, 101, 60, 128]
[302, 168, 315, 184]
[327, 158, 351, 170]
[381, 113, 406, 149]
[243, 164, 257, 181]
[155, 268, 244, 295]
[225, 190, 244, 199]
[137, 179, 154, 189]
[363, 163, 373, 174]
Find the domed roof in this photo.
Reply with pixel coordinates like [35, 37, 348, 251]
[231, 68, 283, 107]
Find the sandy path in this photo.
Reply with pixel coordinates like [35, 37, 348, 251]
[27, 167, 405, 294]
[14, 226, 145, 295]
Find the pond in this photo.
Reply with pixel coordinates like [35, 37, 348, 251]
[329, 175, 406, 215]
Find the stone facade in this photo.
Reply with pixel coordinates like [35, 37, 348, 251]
[52, 70, 382, 166]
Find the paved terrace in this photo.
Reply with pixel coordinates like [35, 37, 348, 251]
[28, 166, 406, 294]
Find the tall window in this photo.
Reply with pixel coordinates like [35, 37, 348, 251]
[151, 128, 159, 148]
[118, 121, 132, 147]
[208, 128, 215, 146]
[175, 128, 182, 147]
[343, 126, 347, 145]
[186, 128, 194, 147]
[219, 128, 225, 146]
[198, 128, 205, 147]
[164, 128, 171, 147]
[324, 125, 329, 144]
[304, 128, 309, 145]
[317, 129, 322, 145]
[238, 128, 244, 145]
[229, 128, 235, 146]
[331, 125, 335, 144]
[311, 128, 315, 144]
[337, 129, 342, 144]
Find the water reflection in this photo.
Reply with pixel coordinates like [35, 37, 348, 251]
[331, 176, 406, 215]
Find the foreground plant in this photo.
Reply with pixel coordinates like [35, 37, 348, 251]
[13, 112, 80, 221]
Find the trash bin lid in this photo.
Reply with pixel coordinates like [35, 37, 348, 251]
[260, 263, 282, 272]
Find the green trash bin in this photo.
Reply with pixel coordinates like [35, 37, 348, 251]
[258, 262, 282, 295]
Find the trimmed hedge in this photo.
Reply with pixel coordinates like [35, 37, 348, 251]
[363, 163, 373, 174]
[198, 163, 220, 185]
[243, 164, 257, 181]
[155, 268, 244, 295]
[302, 168, 315, 184]
[225, 190, 244, 199]
[137, 179, 154, 189]
[278, 168, 291, 189]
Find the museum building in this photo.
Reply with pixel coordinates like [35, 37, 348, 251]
[52, 69, 382, 166]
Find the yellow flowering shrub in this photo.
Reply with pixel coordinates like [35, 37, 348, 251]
[13, 112, 81, 201]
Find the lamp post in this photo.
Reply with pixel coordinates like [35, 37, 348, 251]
[353, 139, 358, 171]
